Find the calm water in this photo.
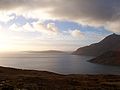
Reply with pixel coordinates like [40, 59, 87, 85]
[0, 52, 119, 75]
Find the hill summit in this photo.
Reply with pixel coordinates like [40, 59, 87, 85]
[73, 33, 120, 56]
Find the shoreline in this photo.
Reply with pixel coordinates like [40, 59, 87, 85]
[0, 66, 119, 89]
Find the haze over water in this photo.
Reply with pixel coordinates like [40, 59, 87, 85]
[0, 52, 119, 75]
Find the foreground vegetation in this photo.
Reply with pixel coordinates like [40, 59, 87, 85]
[0, 66, 119, 90]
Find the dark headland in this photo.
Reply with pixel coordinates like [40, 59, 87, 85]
[73, 33, 120, 65]
[73, 33, 120, 56]
[0, 66, 119, 90]
[89, 51, 120, 65]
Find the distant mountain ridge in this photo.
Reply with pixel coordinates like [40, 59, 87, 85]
[26, 50, 66, 53]
[73, 33, 120, 56]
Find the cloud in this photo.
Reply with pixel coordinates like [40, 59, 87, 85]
[0, 12, 15, 22]
[105, 21, 120, 33]
[9, 20, 85, 40]
[49, 0, 120, 33]
[0, 0, 120, 33]
[9, 21, 59, 36]
[69, 29, 84, 39]
[9, 23, 34, 32]
[47, 23, 59, 33]
[0, 0, 51, 10]
[33, 22, 59, 35]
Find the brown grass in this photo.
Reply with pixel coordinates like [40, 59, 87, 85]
[0, 66, 119, 90]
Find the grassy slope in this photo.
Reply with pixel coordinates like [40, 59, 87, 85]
[0, 66, 119, 90]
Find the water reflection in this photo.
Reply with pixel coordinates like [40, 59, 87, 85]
[0, 52, 119, 74]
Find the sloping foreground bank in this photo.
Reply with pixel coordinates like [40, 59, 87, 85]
[0, 66, 119, 90]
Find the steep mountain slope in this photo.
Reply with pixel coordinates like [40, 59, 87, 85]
[89, 51, 120, 65]
[73, 34, 120, 56]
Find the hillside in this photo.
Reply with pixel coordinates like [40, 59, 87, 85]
[0, 66, 119, 90]
[73, 34, 120, 56]
[26, 50, 66, 54]
[89, 51, 120, 65]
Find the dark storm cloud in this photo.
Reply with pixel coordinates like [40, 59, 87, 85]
[0, 0, 51, 9]
[50, 0, 120, 23]
[0, 0, 120, 21]
[0, 0, 120, 32]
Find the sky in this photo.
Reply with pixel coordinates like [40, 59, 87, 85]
[0, 0, 119, 52]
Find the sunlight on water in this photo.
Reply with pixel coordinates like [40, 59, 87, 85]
[0, 52, 119, 74]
